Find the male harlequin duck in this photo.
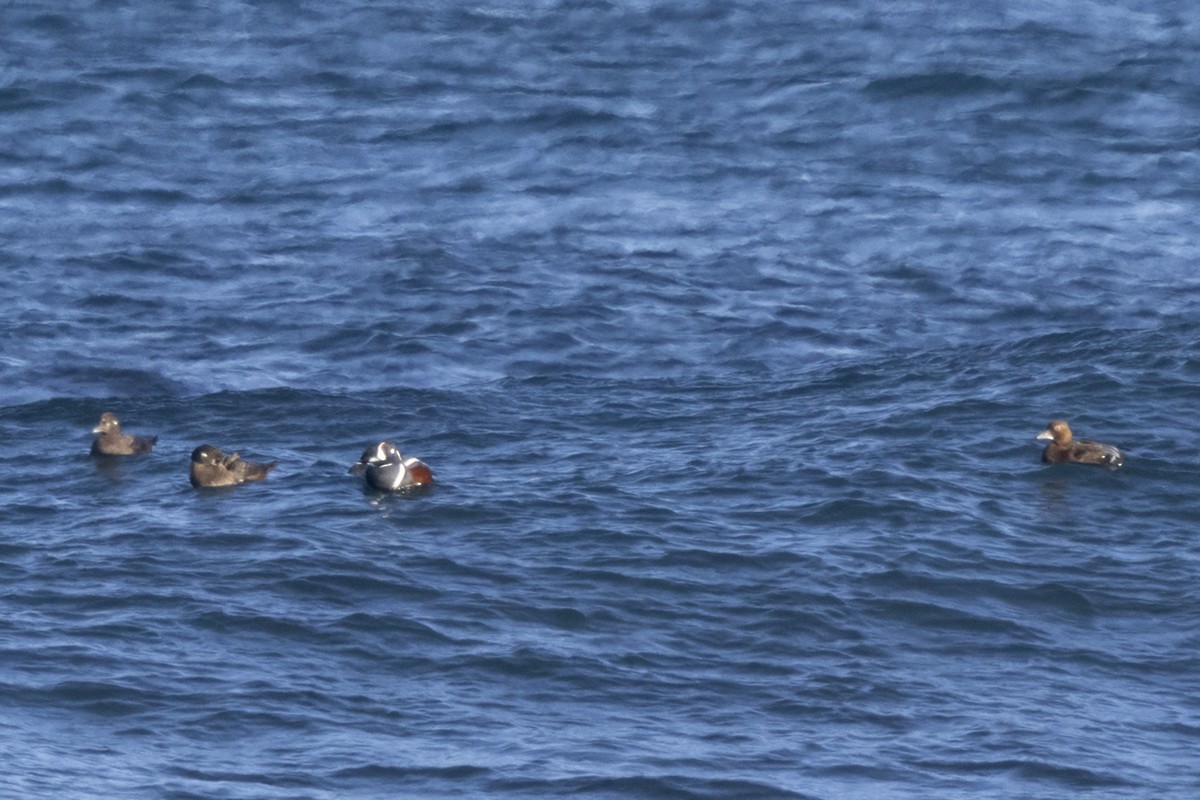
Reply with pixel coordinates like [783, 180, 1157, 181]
[91, 412, 157, 456]
[349, 441, 433, 491]
[1036, 419, 1125, 469]
[189, 444, 277, 487]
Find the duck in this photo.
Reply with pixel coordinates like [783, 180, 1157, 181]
[349, 441, 433, 491]
[189, 444, 277, 487]
[1036, 419, 1124, 468]
[90, 412, 157, 456]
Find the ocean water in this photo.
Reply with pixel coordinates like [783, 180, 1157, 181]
[2, 1, 1200, 798]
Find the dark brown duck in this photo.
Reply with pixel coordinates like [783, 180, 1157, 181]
[189, 444, 277, 487]
[1036, 419, 1124, 469]
[91, 412, 157, 456]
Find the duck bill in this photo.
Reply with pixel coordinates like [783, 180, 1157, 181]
[1035, 429, 1053, 441]
[348, 463, 367, 476]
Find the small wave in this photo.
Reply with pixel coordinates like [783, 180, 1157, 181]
[865, 71, 1006, 99]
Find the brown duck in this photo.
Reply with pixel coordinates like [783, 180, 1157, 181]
[1036, 420, 1124, 469]
[91, 412, 157, 456]
[189, 444, 277, 487]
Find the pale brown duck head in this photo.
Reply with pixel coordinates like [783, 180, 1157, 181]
[1036, 419, 1072, 446]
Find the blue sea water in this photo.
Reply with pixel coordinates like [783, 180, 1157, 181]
[2, 1, 1200, 797]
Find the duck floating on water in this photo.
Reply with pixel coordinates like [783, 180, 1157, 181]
[189, 444, 277, 487]
[350, 441, 433, 490]
[1036, 419, 1124, 469]
[91, 412, 157, 456]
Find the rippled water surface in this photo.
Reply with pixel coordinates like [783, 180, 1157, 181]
[3, 2, 1200, 798]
